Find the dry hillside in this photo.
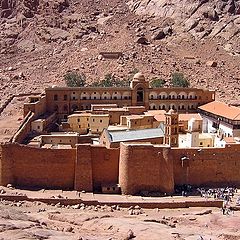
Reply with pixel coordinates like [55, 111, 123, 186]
[0, 0, 240, 107]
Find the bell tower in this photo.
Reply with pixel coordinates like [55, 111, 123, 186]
[164, 109, 179, 147]
[130, 72, 149, 107]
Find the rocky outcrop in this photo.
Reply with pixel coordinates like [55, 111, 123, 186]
[128, 0, 240, 53]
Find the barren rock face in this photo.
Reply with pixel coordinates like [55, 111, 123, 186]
[0, 0, 240, 109]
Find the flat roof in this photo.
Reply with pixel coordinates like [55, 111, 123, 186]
[41, 132, 79, 137]
[153, 113, 203, 122]
[199, 101, 240, 121]
[126, 115, 153, 120]
[107, 128, 164, 143]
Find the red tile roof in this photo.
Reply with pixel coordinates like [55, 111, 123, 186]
[199, 101, 240, 121]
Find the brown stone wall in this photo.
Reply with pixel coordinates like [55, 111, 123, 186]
[172, 144, 240, 187]
[1, 143, 75, 189]
[119, 143, 174, 195]
[91, 146, 119, 191]
[75, 144, 93, 192]
[0, 144, 13, 186]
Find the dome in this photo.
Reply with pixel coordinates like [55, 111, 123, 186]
[133, 72, 145, 82]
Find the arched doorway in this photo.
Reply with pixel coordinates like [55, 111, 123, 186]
[137, 87, 144, 103]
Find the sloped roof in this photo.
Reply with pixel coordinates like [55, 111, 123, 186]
[199, 101, 240, 121]
[106, 128, 164, 143]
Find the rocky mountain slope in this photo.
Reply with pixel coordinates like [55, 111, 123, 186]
[0, 0, 240, 106]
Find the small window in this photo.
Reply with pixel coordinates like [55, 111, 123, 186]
[78, 119, 80, 122]
[87, 118, 89, 121]
[64, 95, 67, 100]
[93, 119, 95, 122]
[200, 142, 203, 145]
[37, 126, 40, 129]
[54, 94, 58, 101]
[100, 119, 102, 123]
[73, 96, 76, 100]
[94, 92, 96, 94]
[73, 92, 75, 94]
[60, 140, 62, 142]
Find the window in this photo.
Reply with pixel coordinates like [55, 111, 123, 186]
[93, 119, 95, 122]
[37, 126, 40, 129]
[200, 142, 203, 145]
[73, 96, 76, 100]
[64, 95, 67, 100]
[54, 94, 58, 101]
[94, 92, 96, 94]
[100, 119, 102, 123]
[73, 92, 75, 94]
[78, 119, 80, 122]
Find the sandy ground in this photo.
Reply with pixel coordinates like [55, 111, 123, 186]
[0, 186, 239, 240]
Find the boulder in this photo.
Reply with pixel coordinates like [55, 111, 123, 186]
[151, 30, 165, 40]
[136, 36, 149, 45]
[206, 61, 217, 67]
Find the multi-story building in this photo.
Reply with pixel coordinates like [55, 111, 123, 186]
[199, 101, 240, 137]
[40, 72, 215, 121]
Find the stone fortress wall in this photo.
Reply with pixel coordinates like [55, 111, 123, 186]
[0, 73, 238, 194]
[1, 141, 240, 194]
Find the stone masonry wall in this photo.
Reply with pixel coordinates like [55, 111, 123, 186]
[172, 144, 240, 187]
[119, 143, 174, 195]
[1, 143, 75, 189]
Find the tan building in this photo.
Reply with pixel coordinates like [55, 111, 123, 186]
[37, 72, 215, 121]
[31, 112, 57, 133]
[28, 132, 80, 148]
[68, 113, 91, 134]
[90, 114, 109, 134]
[120, 115, 157, 130]
[68, 113, 109, 134]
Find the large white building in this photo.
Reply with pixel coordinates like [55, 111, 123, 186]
[198, 101, 240, 138]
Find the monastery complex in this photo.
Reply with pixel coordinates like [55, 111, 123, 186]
[1, 73, 240, 195]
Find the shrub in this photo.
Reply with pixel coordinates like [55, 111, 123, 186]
[171, 72, 190, 88]
[90, 73, 129, 87]
[150, 78, 166, 88]
[64, 71, 86, 87]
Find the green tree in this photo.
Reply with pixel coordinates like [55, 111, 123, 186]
[150, 78, 166, 88]
[90, 73, 130, 87]
[64, 71, 86, 87]
[171, 72, 190, 88]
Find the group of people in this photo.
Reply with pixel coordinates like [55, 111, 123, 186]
[197, 187, 239, 215]
[197, 187, 237, 201]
